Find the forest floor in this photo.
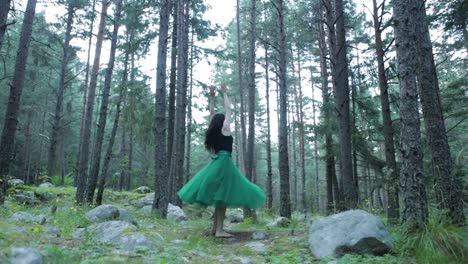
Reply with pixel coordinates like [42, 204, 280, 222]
[0, 186, 455, 264]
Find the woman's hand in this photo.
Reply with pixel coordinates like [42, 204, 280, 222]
[220, 83, 227, 94]
[209, 86, 216, 98]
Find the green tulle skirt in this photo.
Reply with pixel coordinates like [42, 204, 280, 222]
[177, 151, 266, 208]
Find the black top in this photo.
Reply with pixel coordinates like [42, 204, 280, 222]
[214, 133, 233, 153]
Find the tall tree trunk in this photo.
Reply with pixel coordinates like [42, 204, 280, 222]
[167, 0, 178, 167]
[168, 0, 189, 205]
[372, 0, 399, 224]
[96, 42, 129, 206]
[392, 0, 428, 227]
[127, 125, 133, 190]
[48, 2, 75, 178]
[185, 29, 194, 184]
[414, 0, 465, 225]
[295, 50, 307, 211]
[236, 0, 247, 173]
[75, 0, 109, 204]
[119, 126, 127, 192]
[76, 0, 97, 182]
[0, 0, 12, 51]
[318, 3, 336, 214]
[311, 68, 320, 212]
[22, 109, 33, 184]
[264, 43, 273, 210]
[86, 0, 122, 204]
[0, 0, 37, 205]
[276, 0, 291, 218]
[244, 0, 257, 220]
[333, 0, 357, 209]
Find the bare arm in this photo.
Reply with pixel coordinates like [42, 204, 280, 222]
[209, 86, 216, 118]
[221, 83, 232, 136]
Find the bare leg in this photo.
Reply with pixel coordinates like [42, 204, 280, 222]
[211, 209, 218, 235]
[215, 207, 233, 238]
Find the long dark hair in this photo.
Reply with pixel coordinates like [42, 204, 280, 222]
[205, 113, 225, 153]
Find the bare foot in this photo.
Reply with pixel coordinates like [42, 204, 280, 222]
[215, 230, 233, 238]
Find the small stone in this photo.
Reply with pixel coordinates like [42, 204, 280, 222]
[9, 247, 42, 264]
[226, 208, 244, 223]
[72, 228, 86, 239]
[8, 179, 25, 186]
[246, 241, 267, 252]
[45, 226, 61, 237]
[38, 183, 54, 188]
[251, 231, 267, 240]
[11, 212, 35, 223]
[134, 186, 152, 194]
[85, 204, 136, 225]
[172, 239, 188, 244]
[267, 217, 290, 227]
[234, 256, 253, 264]
[167, 203, 187, 222]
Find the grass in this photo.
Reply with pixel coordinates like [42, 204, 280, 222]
[1, 187, 466, 263]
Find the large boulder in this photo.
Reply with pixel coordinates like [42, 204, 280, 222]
[87, 221, 154, 253]
[85, 204, 136, 225]
[13, 191, 37, 205]
[226, 209, 244, 223]
[8, 179, 24, 186]
[38, 182, 54, 188]
[130, 192, 154, 208]
[308, 209, 393, 258]
[267, 216, 290, 227]
[9, 247, 43, 264]
[167, 203, 187, 222]
[10, 212, 46, 225]
[134, 186, 152, 194]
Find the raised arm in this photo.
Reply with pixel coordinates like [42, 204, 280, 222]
[209, 85, 216, 117]
[221, 83, 232, 136]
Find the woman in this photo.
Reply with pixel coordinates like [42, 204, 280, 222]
[177, 83, 266, 238]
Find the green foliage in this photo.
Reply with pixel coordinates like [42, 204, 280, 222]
[396, 209, 467, 263]
[51, 174, 74, 187]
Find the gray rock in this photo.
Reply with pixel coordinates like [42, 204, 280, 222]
[45, 226, 61, 237]
[33, 215, 46, 225]
[267, 217, 290, 227]
[8, 179, 24, 186]
[252, 231, 267, 240]
[38, 183, 54, 188]
[10, 212, 45, 224]
[246, 241, 267, 252]
[226, 209, 244, 223]
[131, 192, 155, 208]
[139, 205, 152, 214]
[85, 204, 136, 225]
[9, 247, 42, 264]
[167, 203, 187, 222]
[234, 256, 253, 264]
[72, 228, 86, 239]
[134, 186, 152, 194]
[10, 227, 27, 235]
[172, 239, 188, 244]
[308, 209, 393, 258]
[13, 191, 36, 205]
[87, 220, 154, 253]
[10, 212, 35, 222]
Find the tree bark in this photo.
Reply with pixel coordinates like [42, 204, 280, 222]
[296, 51, 306, 212]
[333, 0, 357, 210]
[414, 0, 465, 225]
[76, 0, 97, 183]
[310, 67, 320, 212]
[236, 0, 247, 173]
[168, 0, 189, 205]
[392, 0, 428, 227]
[372, 0, 400, 224]
[185, 29, 194, 184]
[0, 0, 37, 205]
[96, 45, 129, 206]
[48, 2, 76, 178]
[0, 0, 12, 51]
[264, 43, 273, 210]
[276, 0, 291, 218]
[167, 0, 178, 168]
[75, 0, 110, 204]
[86, 0, 122, 204]
[318, 3, 336, 214]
